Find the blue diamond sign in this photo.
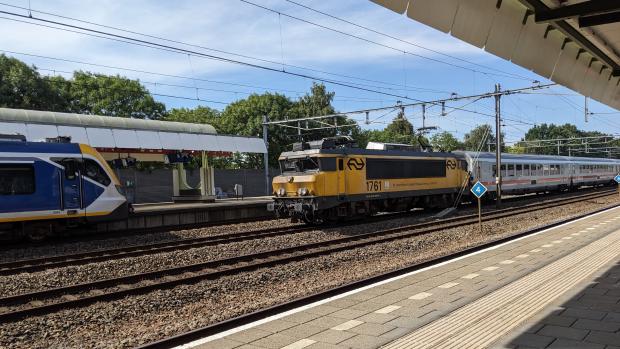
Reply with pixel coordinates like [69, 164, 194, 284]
[471, 181, 488, 199]
[615, 175, 620, 184]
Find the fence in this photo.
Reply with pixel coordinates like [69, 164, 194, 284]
[115, 168, 279, 203]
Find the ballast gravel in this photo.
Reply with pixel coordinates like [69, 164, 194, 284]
[0, 192, 616, 348]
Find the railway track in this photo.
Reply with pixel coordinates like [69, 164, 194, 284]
[0, 188, 614, 323]
[0, 188, 612, 275]
[135, 200, 620, 349]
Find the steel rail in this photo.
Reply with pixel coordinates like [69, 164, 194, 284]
[0, 188, 611, 275]
[0, 189, 614, 323]
[135, 201, 620, 349]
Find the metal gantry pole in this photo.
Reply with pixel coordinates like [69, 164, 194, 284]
[262, 115, 270, 196]
[495, 83, 502, 208]
[585, 96, 589, 123]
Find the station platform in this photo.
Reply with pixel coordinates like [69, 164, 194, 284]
[186, 206, 620, 349]
[96, 197, 273, 233]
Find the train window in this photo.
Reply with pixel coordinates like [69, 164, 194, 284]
[516, 164, 522, 175]
[338, 159, 344, 171]
[281, 157, 320, 173]
[53, 158, 80, 180]
[507, 164, 514, 177]
[459, 160, 468, 171]
[319, 158, 337, 171]
[0, 164, 35, 195]
[523, 164, 530, 176]
[83, 159, 111, 186]
[366, 159, 446, 179]
[543, 164, 550, 176]
[492, 165, 497, 177]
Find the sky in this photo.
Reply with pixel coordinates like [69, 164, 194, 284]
[1, 0, 619, 146]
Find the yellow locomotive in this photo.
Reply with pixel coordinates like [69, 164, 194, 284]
[269, 137, 469, 223]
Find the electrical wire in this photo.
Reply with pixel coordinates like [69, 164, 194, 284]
[0, 2, 451, 95]
[241, 0, 535, 82]
[38, 74, 232, 105]
[283, 0, 535, 82]
[0, 11, 456, 102]
[39, 68, 400, 104]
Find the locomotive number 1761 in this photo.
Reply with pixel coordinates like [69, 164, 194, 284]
[366, 180, 382, 192]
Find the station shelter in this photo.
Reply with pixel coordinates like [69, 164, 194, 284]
[0, 107, 267, 202]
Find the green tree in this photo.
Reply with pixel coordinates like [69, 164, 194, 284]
[61, 71, 166, 119]
[219, 91, 295, 168]
[165, 106, 221, 125]
[365, 111, 431, 149]
[520, 123, 613, 156]
[384, 110, 414, 136]
[0, 54, 68, 111]
[216, 83, 362, 168]
[463, 124, 501, 151]
[430, 131, 463, 151]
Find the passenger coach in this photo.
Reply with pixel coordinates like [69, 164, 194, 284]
[0, 136, 128, 241]
[459, 152, 620, 195]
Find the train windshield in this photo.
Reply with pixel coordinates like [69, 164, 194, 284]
[280, 157, 319, 173]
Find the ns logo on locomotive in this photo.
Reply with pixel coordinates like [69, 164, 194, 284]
[269, 136, 620, 224]
[0, 135, 128, 241]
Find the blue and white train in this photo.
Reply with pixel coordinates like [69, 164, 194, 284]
[0, 136, 128, 241]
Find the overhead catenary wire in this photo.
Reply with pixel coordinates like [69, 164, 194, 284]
[241, 0, 537, 82]
[0, 12, 455, 102]
[0, 2, 451, 95]
[283, 0, 535, 83]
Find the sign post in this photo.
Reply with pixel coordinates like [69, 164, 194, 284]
[471, 181, 488, 234]
[615, 175, 620, 198]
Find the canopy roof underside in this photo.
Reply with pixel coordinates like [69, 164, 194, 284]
[372, 0, 620, 111]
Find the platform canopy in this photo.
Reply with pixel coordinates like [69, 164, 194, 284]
[0, 108, 267, 154]
[372, 0, 620, 110]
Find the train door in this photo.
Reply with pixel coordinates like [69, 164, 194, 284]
[58, 158, 83, 213]
[337, 157, 346, 199]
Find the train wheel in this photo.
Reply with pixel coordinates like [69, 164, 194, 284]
[303, 211, 324, 225]
[25, 223, 51, 242]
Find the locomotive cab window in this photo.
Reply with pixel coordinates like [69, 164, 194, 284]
[0, 164, 35, 195]
[83, 159, 111, 186]
[280, 157, 319, 173]
[54, 158, 80, 180]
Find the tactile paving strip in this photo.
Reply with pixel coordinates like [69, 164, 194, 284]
[382, 227, 620, 349]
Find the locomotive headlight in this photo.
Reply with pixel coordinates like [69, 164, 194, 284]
[297, 187, 309, 196]
[277, 188, 286, 197]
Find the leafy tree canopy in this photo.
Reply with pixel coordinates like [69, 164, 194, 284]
[463, 124, 502, 152]
[0, 54, 67, 111]
[430, 131, 463, 152]
[0, 55, 166, 119]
